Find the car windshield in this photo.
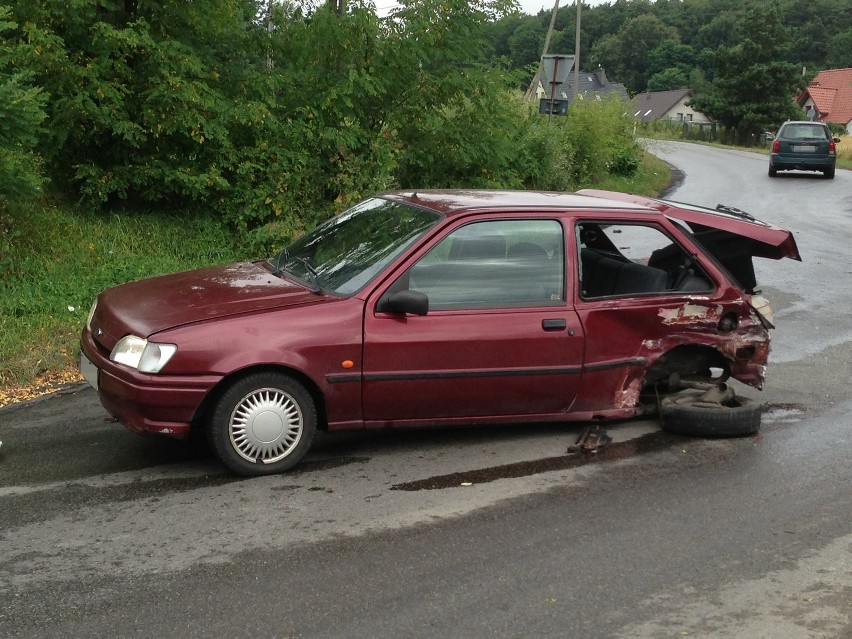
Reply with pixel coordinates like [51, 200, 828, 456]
[268, 198, 441, 295]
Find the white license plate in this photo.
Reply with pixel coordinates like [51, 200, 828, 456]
[79, 351, 99, 390]
[793, 145, 816, 152]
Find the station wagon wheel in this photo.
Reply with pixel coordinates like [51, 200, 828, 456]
[209, 372, 317, 476]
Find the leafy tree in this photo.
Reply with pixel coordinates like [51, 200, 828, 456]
[507, 18, 546, 69]
[589, 14, 679, 92]
[645, 39, 695, 90]
[0, 8, 47, 212]
[689, 3, 803, 142]
[647, 67, 689, 92]
[826, 28, 852, 68]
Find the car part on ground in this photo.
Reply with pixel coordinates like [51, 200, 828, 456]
[567, 424, 613, 455]
[659, 375, 761, 438]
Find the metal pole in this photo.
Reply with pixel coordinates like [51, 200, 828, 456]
[526, 0, 560, 100]
[573, 0, 581, 104]
[267, 0, 274, 70]
[549, 57, 560, 121]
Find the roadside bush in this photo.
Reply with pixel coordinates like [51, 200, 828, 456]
[562, 96, 641, 185]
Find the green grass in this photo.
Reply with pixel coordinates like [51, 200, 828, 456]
[0, 151, 670, 387]
[584, 151, 671, 196]
[0, 202, 248, 385]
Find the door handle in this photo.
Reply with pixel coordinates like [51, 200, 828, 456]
[542, 319, 567, 331]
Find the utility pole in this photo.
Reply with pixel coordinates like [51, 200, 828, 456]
[573, 0, 582, 103]
[525, 0, 560, 100]
[267, 0, 274, 70]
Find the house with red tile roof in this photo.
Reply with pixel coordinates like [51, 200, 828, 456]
[797, 68, 852, 134]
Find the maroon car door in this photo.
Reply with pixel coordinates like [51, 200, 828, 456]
[361, 218, 584, 425]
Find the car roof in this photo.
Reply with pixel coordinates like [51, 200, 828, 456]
[379, 190, 652, 215]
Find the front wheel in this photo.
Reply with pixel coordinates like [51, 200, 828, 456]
[208, 372, 317, 476]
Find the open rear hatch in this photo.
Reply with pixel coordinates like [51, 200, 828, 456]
[577, 190, 801, 293]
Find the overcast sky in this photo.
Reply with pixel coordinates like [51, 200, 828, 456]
[375, 1, 608, 18]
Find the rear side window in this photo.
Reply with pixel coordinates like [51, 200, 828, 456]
[577, 221, 713, 298]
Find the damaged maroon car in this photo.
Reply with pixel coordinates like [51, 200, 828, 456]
[79, 190, 800, 475]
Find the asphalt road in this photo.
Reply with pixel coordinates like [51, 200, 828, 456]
[1, 142, 851, 638]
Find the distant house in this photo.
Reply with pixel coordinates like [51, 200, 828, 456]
[630, 89, 713, 127]
[797, 68, 852, 134]
[533, 67, 629, 107]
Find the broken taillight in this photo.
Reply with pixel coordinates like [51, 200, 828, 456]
[750, 294, 775, 329]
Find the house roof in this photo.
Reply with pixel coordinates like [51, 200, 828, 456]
[539, 68, 629, 104]
[799, 68, 852, 126]
[629, 89, 693, 123]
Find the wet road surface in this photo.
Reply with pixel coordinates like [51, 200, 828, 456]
[1, 142, 850, 637]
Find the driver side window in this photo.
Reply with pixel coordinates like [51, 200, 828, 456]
[404, 219, 565, 310]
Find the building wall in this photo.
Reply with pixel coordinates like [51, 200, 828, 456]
[662, 97, 713, 124]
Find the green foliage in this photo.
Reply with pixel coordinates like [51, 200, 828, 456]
[826, 28, 852, 68]
[0, 199, 245, 384]
[589, 14, 680, 93]
[689, 3, 804, 140]
[560, 96, 641, 185]
[646, 40, 695, 91]
[0, 8, 47, 211]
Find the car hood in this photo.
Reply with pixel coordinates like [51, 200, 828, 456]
[577, 190, 801, 261]
[93, 261, 328, 344]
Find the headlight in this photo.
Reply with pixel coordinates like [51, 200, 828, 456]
[110, 336, 177, 373]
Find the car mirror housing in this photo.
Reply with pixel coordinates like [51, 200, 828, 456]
[377, 290, 429, 316]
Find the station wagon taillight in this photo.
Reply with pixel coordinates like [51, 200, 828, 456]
[829, 140, 836, 155]
[772, 139, 780, 153]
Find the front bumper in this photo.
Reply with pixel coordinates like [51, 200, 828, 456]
[79, 329, 220, 439]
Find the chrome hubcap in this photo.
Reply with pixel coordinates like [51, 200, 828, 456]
[229, 388, 303, 464]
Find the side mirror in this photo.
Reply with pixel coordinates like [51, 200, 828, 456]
[834, 137, 842, 143]
[376, 290, 429, 316]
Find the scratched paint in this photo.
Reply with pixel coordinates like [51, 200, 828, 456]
[615, 378, 643, 408]
[658, 303, 723, 325]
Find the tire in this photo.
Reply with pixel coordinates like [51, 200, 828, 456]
[768, 164, 777, 177]
[208, 372, 317, 476]
[660, 390, 761, 438]
[824, 167, 835, 179]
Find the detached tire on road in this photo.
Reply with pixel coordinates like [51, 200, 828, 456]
[660, 391, 761, 438]
[208, 372, 317, 476]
